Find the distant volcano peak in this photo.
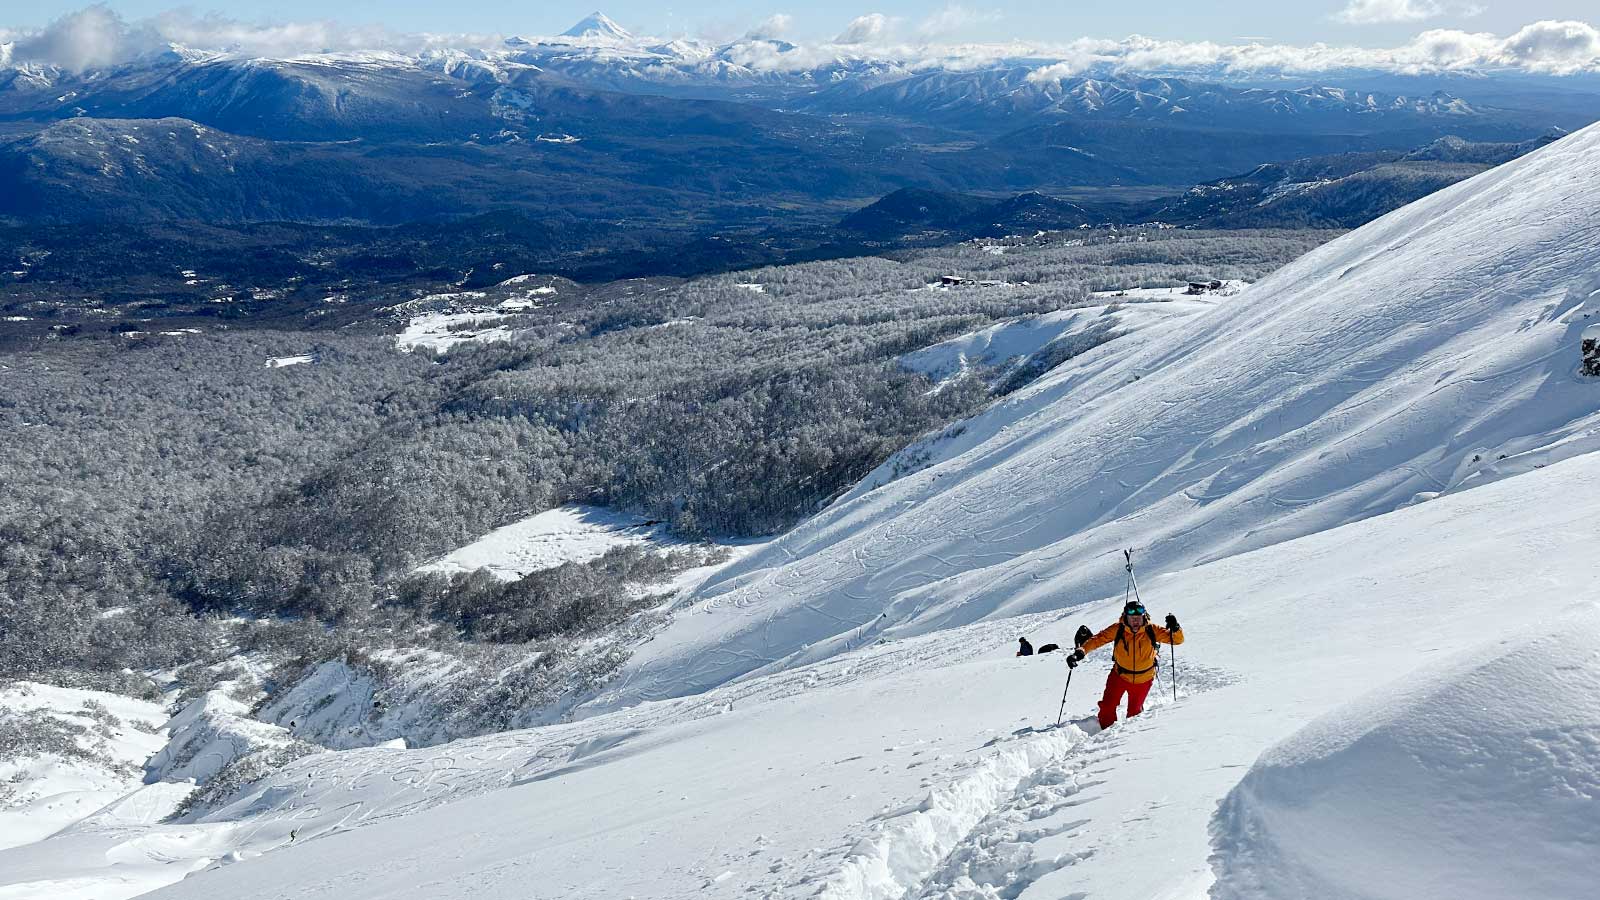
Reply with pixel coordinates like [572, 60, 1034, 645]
[560, 12, 632, 42]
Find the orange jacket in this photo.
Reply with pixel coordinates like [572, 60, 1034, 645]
[1080, 621, 1183, 683]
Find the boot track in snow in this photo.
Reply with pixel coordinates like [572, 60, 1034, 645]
[819, 665, 1230, 900]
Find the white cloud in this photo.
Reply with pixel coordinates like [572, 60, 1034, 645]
[1499, 20, 1600, 74]
[1025, 46, 1110, 83]
[148, 11, 412, 57]
[10, 5, 162, 71]
[745, 14, 793, 42]
[916, 5, 1001, 39]
[4, 6, 488, 71]
[1, 5, 1596, 80]
[1335, 0, 1445, 25]
[1332, 0, 1484, 26]
[835, 13, 893, 45]
[1014, 20, 1599, 80]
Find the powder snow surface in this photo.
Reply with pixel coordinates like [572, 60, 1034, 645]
[1211, 620, 1600, 900]
[0, 684, 170, 851]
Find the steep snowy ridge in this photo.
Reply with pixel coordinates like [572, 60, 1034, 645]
[590, 122, 1600, 711]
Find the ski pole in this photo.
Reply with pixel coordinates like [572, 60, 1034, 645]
[1055, 665, 1074, 727]
[1169, 636, 1179, 703]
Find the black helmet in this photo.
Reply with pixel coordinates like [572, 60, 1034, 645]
[1123, 601, 1148, 617]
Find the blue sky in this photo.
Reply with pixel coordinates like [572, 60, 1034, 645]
[7, 2, 1599, 45]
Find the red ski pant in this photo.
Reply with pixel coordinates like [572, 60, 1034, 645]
[1098, 672, 1154, 730]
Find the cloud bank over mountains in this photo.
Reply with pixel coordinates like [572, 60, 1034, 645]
[3, 4, 1598, 78]
[1332, 0, 1484, 26]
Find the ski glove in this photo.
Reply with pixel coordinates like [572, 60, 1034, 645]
[1066, 648, 1085, 668]
[1165, 614, 1180, 632]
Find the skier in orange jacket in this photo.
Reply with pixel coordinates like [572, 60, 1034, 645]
[1066, 600, 1183, 729]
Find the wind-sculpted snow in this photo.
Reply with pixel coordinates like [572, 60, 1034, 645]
[1209, 619, 1600, 900]
[592, 122, 1600, 711]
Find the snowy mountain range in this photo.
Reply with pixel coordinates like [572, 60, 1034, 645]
[2, 12, 1595, 233]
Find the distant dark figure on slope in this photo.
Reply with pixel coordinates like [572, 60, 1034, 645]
[1067, 603, 1183, 730]
[1018, 637, 1062, 656]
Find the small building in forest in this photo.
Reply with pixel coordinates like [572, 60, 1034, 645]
[1186, 279, 1225, 294]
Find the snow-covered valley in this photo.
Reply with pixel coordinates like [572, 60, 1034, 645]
[4, 117, 1600, 900]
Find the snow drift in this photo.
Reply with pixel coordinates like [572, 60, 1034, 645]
[1210, 618, 1600, 900]
[591, 121, 1600, 711]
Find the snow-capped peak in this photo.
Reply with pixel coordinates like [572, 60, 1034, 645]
[560, 11, 633, 43]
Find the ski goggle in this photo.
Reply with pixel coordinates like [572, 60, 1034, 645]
[1124, 607, 1147, 617]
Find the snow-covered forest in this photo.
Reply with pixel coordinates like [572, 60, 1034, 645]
[2, 229, 1320, 735]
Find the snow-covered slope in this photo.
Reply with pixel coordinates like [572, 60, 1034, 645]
[899, 293, 1219, 389]
[0, 684, 169, 851]
[591, 122, 1600, 710]
[11, 445, 1592, 900]
[1210, 617, 1600, 900]
[394, 312, 516, 353]
[414, 505, 668, 581]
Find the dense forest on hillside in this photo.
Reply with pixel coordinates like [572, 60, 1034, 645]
[1, 229, 1328, 702]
